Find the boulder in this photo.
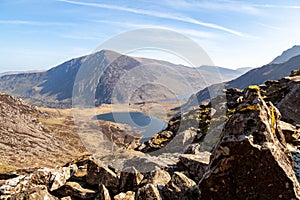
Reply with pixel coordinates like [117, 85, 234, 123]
[179, 152, 210, 182]
[114, 191, 135, 200]
[142, 167, 171, 187]
[184, 143, 201, 154]
[198, 86, 300, 199]
[49, 164, 78, 191]
[277, 84, 300, 124]
[86, 159, 119, 194]
[136, 184, 162, 200]
[56, 181, 97, 199]
[119, 166, 143, 192]
[96, 184, 111, 200]
[278, 120, 300, 145]
[162, 172, 199, 200]
[10, 185, 58, 200]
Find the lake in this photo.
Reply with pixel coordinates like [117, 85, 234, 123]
[94, 112, 167, 141]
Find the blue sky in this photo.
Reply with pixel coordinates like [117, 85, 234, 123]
[1, 0, 300, 72]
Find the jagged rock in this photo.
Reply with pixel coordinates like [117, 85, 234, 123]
[0, 165, 77, 198]
[49, 165, 78, 191]
[61, 197, 72, 200]
[119, 166, 143, 192]
[162, 172, 199, 200]
[86, 159, 119, 194]
[136, 184, 162, 200]
[96, 184, 111, 200]
[161, 129, 198, 153]
[142, 167, 171, 187]
[114, 191, 135, 200]
[10, 185, 58, 200]
[179, 152, 210, 182]
[279, 120, 300, 145]
[277, 84, 300, 124]
[184, 143, 201, 154]
[0, 175, 27, 196]
[138, 131, 174, 152]
[55, 181, 97, 199]
[198, 86, 300, 199]
[122, 153, 179, 173]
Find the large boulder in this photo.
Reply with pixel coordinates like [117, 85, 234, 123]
[278, 120, 300, 145]
[55, 181, 97, 199]
[136, 184, 162, 200]
[9, 185, 58, 200]
[162, 172, 199, 200]
[86, 159, 119, 194]
[96, 184, 111, 200]
[142, 167, 171, 187]
[179, 152, 210, 182]
[119, 166, 144, 192]
[198, 86, 300, 199]
[277, 83, 300, 124]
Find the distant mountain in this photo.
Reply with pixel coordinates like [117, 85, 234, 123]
[235, 67, 253, 74]
[189, 51, 300, 105]
[0, 70, 46, 77]
[0, 50, 244, 108]
[271, 45, 300, 64]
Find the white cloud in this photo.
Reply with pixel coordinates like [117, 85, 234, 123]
[0, 20, 75, 26]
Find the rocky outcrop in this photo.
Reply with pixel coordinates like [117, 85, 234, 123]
[198, 86, 300, 199]
[0, 156, 176, 200]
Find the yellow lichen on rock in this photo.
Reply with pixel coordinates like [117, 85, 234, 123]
[248, 85, 260, 91]
[239, 104, 260, 112]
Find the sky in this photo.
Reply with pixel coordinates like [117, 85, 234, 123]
[1, 0, 300, 72]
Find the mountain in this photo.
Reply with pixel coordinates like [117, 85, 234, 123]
[190, 52, 300, 105]
[0, 50, 244, 108]
[271, 45, 300, 64]
[235, 67, 253, 73]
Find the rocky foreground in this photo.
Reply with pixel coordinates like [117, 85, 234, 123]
[1, 70, 300, 199]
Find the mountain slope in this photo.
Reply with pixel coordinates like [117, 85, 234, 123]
[0, 93, 86, 170]
[191, 54, 300, 104]
[271, 45, 300, 64]
[0, 50, 244, 108]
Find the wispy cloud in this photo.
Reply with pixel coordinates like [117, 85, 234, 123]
[57, 0, 246, 37]
[256, 4, 300, 9]
[160, 0, 262, 15]
[0, 20, 75, 26]
[94, 20, 220, 39]
[257, 23, 281, 31]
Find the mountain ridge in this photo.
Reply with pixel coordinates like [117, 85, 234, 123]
[0, 49, 245, 108]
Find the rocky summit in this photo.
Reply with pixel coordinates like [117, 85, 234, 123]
[1, 70, 300, 199]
